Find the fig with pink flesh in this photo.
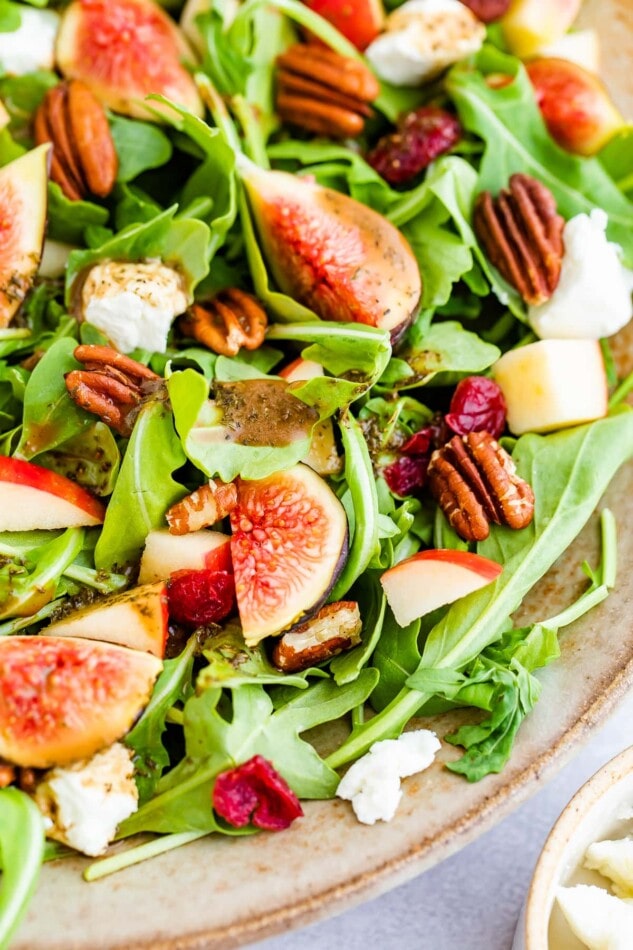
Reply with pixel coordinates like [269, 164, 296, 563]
[0, 636, 162, 768]
[240, 160, 422, 342]
[55, 0, 203, 121]
[230, 464, 348, 646]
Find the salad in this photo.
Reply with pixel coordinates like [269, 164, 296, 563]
[0, 0, 633, 943]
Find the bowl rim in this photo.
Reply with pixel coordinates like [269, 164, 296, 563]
[520, 743, 633, 949]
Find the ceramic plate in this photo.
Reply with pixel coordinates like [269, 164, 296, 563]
[15, 1, 633, 947]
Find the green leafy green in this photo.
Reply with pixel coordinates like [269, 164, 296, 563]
[0, 788, 45, 949]
[381, 320, 500, 389]
[110, 115, 173, 183]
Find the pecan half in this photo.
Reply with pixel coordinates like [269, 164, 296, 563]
[276, 43, 380, 138]
[166, 480, 238, 535]
[34, 80, 118, 202]
[427, 431, 535, 542]
[180, 289, 268, 358]
[473, 174, 564, 306]
[65, 345, 161, 437]
[272, 601, 362, 673]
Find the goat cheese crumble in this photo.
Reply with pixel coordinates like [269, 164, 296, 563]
[34, 743, 139, 857]
[336, 729, 441, 824]
[80, 259, 189, 354]
[585, 837, 633, 899]
[365, 0, 485, 88]
[556, 884, 633, 950]
[0, 8, 59, 76]
[528, 210, 633, 340]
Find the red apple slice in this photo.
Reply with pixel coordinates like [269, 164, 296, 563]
[138, 529, 232, 583]
[0, 144, 50, 328]
[0, 455, 106, 530]
[380, 550, 502, 627]
[43, 581, 169, 657]
[278, 357, 325, 382]
[0, 635, 162, 767]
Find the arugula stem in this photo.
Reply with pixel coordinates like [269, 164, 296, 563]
[600, 508, 617, 589]
[542, 585, 609, 631]
[63, 564, 128, 593]
[232, 95, 269, 168]
[351, 704, 365, 729]
[83, 832, 208, 882]
[608, 370, 633, 409]
[0, 598, 65, 637]
[195, 73, 243, 154]
[165, 707, 184, 726]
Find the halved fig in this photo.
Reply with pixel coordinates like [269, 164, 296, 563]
[55, 0, 203, 122]
[0, 145, 50, 328]
[230, 464, 348, 646]
[240, 159, 422, 342]
[42, 581, 169, 657]
[0, 636, 162, 768]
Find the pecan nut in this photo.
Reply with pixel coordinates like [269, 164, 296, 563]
[166, 480, 238, 535]
[272, 601, 362, 673]
[427, 431, 535, 542]
[276, 43, 380, 139]
[34, 80, 118, 202]
[473, 174, 564, 306]
[65, 345, 161, 437]
[180, 289, 268, 358]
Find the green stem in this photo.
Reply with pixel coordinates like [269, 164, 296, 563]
[232, 95, 269, 168]
[84, 832, 208, 882]
[608, 370, 633, 409]
[165, 707, 184, 726]
[600, 508, 617, 589]
[0, 788, 45, 949]
[63, 564, 128, 594]
[231, 0, 361, 61]
[0, 598, 65, 637]
[194, 73, 242, 154]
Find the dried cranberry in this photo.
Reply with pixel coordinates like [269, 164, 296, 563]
[401, 426, 434, 456]
[167, 569, 235, 627]
[213, 755, 304, 831]
[445, 377, 507, 439]
[457, 0, 511, 22]
[383, 454, 430, 496]
[367, 107, 462, 186]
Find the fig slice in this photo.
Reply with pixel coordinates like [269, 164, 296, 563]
[230, 464, 348, 646]
[55, 0, 203, 122]
[0, 144, 50, 329]
[239, 159, 422, 342]
[0, 636, 162, 768]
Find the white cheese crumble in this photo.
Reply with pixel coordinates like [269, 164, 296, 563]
[365, 0, 485, 88]
[336, 729, 441, 824]
[556, 884, 633, 950]
[0, 8, 59, 76]
[81, 260, 189, 354]
[528, 209, 633, 340]
[585, 837, 633, 898]
[34, 743, 139, 857]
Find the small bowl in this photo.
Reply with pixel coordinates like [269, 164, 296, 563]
[513, 744, 633, 950]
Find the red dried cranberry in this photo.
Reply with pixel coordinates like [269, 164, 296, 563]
[167, 569, 235, 627]
[445, 377, 507, 439]
[401, 426, 434, 456]
[457, 0, 511, 22]
[213, 755, 304, 831]
[367, 107, 461, 186]
[383, 454, 430, 496]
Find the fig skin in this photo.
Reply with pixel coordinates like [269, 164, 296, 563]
[0, 636, 162, 768]
[239, 159, 422, 342]
[55, 0, 204, 122]
[230, 464, 349, 646]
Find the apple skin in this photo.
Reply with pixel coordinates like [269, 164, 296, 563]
[381, 549, 502, 628]
[0, 455, 106, 530]
[303, 0, 385, 51]
[43, 581, 169, 658]
[0, 635, 162, 768]
[526, 57, 623, 156]
[501, 0, 582, 58]
[138, 529, 232, 584]
[278, 357, 324, 382]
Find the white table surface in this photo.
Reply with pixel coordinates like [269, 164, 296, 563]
[255, 689, 633, 950]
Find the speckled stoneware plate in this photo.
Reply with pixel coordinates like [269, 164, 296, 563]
[15, 2, 633, 947]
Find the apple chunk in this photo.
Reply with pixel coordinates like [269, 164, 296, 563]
[381, 550, 502, 628]
[0, 636, 162, 768]
[492, 339, 608, 436]
[43, 582, 169, 657]
[138, 529, 232, 583]
[501, 0, 582, 58]
[0, 144, 50, 328]
[0, 455, 106, 530]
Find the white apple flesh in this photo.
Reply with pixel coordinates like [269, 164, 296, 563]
[492, 339, 608, 436]
[138, 529, 232, 584]
[381, 550, 502, 628]
[43, 581, 169, 658]
[0, 455, 105, 530]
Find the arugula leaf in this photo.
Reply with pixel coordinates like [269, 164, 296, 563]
[330, 573, 386, 685]
[0, 528, 84, 621]
[327, 409, 633, 768]
[109, 114, 173, 183]
[47, 182, 110, 245]
[380, 320, 500, 389]
[197, 624, 319, 689]
[0, 788, 44, 949]
[599, 126, 633, 198]
[120, 670, 378, 835]
[36, 422, 120, 497]
[447, 47, 633, 265]
[266, 321, 391, 383]
[94, 399, 186, 571]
